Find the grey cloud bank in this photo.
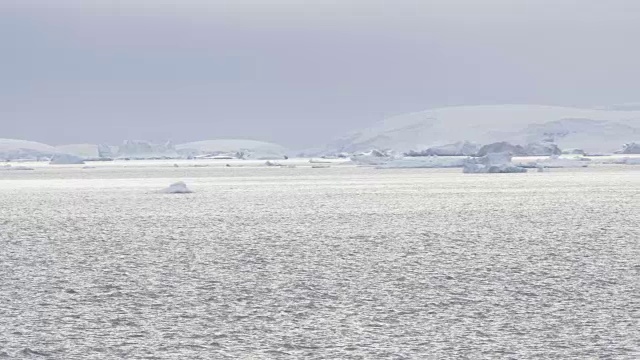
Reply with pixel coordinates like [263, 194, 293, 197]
[1, 1, 639, 149]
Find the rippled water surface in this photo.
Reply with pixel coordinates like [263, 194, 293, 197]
[1, 164, 639, 359]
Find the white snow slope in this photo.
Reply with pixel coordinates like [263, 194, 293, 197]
[177, 139, 288, 160]
[323, 105, 640, 154]
[0, 138, 62, 160]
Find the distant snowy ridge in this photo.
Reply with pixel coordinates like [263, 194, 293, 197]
[321, 105, 640, 154]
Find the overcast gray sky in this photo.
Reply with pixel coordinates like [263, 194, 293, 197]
[2, 0, 639, 148]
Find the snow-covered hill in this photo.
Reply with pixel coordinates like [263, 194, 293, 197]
[0, 138, 62, 161]
[322, 105, 640, 154]
[176, 139, 288, 160]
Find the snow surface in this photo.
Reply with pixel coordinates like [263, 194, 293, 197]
[177, 139, 288, 160]
[322, 105, 640, 154]
[50, 153, 86, 165]
[0, 138, 62, 160]
[161, 181, 193, 194]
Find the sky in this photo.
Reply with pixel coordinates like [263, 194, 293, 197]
[1, 0, 639, 149]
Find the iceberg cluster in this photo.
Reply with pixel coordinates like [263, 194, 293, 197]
[463, 153, 527, 174]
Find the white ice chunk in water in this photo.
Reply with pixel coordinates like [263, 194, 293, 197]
[161, 181, 193, 194]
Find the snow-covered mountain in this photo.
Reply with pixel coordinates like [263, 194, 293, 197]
[0, 138, 62, 161]
[321, 105, 640, 154]
[176, 139, 288, 160]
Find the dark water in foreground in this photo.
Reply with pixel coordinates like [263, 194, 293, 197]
[1, 166, 639, 359]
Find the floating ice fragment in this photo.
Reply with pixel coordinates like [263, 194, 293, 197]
[161, 181, 193, 194]
[50, 153, 85, 165]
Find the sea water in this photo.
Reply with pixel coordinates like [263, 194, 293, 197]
[1, 164, 638, 359]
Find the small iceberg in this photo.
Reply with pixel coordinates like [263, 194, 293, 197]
[161, 181, 193, 194]
[50, 153, 85, 165]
